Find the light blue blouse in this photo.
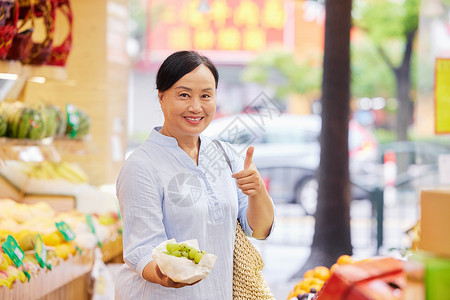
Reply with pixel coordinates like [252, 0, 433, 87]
[115, 127, 273, 299]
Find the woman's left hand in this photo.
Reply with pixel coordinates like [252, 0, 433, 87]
[232, 146, 264, 197]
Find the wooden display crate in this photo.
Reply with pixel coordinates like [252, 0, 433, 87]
[0, 250, 95, 300]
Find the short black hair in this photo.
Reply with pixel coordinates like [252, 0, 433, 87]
[156, 51, 219, 92]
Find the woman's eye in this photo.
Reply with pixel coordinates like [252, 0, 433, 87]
[202, 94, 211, 99]
[180, 93, 189, 98]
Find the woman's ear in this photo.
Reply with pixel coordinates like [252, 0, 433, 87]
[158, 92, 163, 104]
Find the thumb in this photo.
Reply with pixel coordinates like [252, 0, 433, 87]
[244, 146, 254, 169]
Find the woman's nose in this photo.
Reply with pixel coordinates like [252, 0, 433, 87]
[188, 97, 202, 112]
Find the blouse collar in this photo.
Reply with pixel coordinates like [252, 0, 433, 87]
[148, 126, 207, 148]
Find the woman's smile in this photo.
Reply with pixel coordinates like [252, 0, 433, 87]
[184, 116, 205, 124]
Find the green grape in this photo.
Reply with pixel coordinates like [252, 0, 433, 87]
[189, 248, 198, 259]
[172, 244, 182, 252]
[194, 252, 203, 264]
[166, 243, 175, 253]
[163, 242, 209, 263]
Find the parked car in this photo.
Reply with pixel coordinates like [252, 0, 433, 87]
[204, 113, 379, 215]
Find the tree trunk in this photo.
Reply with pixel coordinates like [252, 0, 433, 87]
[292, 0, 353, 278]
[394, 29, 416, 142]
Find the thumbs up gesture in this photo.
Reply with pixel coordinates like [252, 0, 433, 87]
[232, 146, 264, 197]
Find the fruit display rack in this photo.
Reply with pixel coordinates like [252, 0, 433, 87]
[101, 234, 123, 264]
[0, 250, 94, 300]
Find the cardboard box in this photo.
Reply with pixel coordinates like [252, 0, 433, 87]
[419, 189, 450, 258]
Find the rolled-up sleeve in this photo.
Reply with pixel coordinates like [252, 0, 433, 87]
[116, 154, 167, 278]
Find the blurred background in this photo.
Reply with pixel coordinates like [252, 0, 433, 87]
[124, 0, 450, 298]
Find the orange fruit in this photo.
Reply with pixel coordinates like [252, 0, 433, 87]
[303, 269, 314, 279]
[300, 278, 314, 291]
[337, 254, 354, 265]
[330, 263, 339, 275]
[310, 277, 325, 286]
[313, 266, 330, 281]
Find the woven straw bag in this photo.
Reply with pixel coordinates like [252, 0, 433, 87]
[233, 221, 274, 299]
[212, 140, 274, 299]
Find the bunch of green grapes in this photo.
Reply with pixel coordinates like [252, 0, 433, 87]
[164, 242, 207, 264]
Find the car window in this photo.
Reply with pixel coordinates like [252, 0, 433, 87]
[215, 126, 264, 144]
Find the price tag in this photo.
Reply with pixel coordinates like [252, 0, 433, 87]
[24, 270, 31, 282]
[86, 214, 102, 248]
[66, 104, 80, 138]
[34, 234, 48, 268]
[55, 221, 76, 241]
[2, 235, 24, 267]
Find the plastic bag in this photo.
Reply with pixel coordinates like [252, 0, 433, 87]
[152, 239, 217, 284]
[91, 248, 115, 300]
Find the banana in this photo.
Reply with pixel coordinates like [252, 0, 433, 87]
[58, 162, 88, 183]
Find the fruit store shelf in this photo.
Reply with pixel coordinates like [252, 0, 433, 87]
[0, 250, 95, 300]
[0, 175, 77, 212]
[101, 234, 123, 263]
[0, 137, 61, 164]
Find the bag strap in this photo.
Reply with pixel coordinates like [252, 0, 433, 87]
[212, 139, 232, 172]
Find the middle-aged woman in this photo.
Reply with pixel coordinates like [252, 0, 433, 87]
[115, 50, 275, 299]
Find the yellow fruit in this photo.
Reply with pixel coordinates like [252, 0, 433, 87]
[337, 254, 354, 265]
[43, 231, 65, 246]
[2, 253, 13, 266]
[0, 255, 8, 271]
[55, 245, 70, 260]
[54, 243, 76, 260]
[18, 233, 37, 251]
[0, 278, 11, 288]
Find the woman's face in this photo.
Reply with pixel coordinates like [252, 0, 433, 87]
[159, 64, 216, 139]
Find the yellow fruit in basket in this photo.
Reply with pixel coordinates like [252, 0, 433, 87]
[337, 254, 354, 265]
[55, 243, 76, 260]
[0, 278, 11, 288]
[18, 233, 37, 251]
[2, 253, 13, 266]
[43, 231, 65, 246]
[313, 266, 330, 281]
[55, 244, 70, 260]
[0, 254, 8, 271]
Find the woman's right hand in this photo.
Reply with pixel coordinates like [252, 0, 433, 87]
[143, 260, 201, 288]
